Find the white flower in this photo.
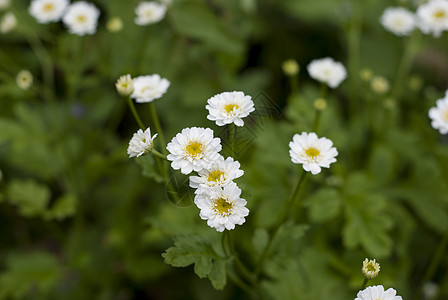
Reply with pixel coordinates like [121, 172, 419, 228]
[417, 0, 448, 37]
[130, 74, 170, 103]
[115, 74, 134, 96]
[127, 127, 158, 158]
[429, 93, 448, 134]
[371, 75, 390, 95]
[362, 258, 380, 280]
[380, 7, 416, 36]
[289, 132, 338, 175]
[134, 1, 166, 25]
[62, 1, 100, 36]
[0, 12, 16, 33]
[355, 285, 402, 300]
[206, 91, 255, 127]
[16, 70, 33, 90]
[190, 156, 244, 193]
[0, 0, 10, 10]
[166, 127, 222, 175]
[29, 0, 69, 24]
[307, 57, 347, 88]
[194, 182, 249, 232]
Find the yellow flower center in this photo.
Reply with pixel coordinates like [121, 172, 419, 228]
[305, 147, 320, 158]
[185, 141, 204, 158]
[43, 3, 54, 12]
[207, 170, 225, 182]
[224, 104, 239, 113]
[434, 10, 446, 19]
[444, 109, 448, 122]
[213, 197, 233, 216]
[365, 262, 378, 272]
[76, 15, 87, 24]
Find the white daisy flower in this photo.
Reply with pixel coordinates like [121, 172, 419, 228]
[0, 12, 16, 33]
[206, 91, 255, 127]
[289, 132, 338, 175]
[0, 0, 10, 10]
[194, 182, 249, 232]
[127, 127, 158, 158]
[115, 74, 134, 96]
[429, 93, 448, 134]
[29, 0, 69, 24]
[307, 57, 347, 88]
[166, 127, 222, 175]
[380, 7, 416, 36]
[189, 156, 244, 193]
[130, 74, 170, 103]
[416, 0, 448, 37]
[362, 258, 380, 280]
[134, 1, 166, 26]
[355, 285, 403, 300]
[16, 70, 33, 90]
[62, 1, 100, 36]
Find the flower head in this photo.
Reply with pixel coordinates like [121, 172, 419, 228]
[130, 74, 170, 103]
[429, 92, 448, 134]
[16, 70, 33, 90]
[0, 0, 10, 10]
[62, 1, 100, 36]
[135, 1, 166, 25]
[206, 91, 255, 127]
[107, 17, 123, 32]
[29, 0, 69, 24]
[167, 127, 222, 174]
[380, 7, 416, 36]
[289, 132, 338, 175]
[127, 127, 158, 158]
[307, 57, 347, 88]
[115, 74, 134, 96]
[417, 0, 448, 37]
[362, 258, 380, 280]
[371, 76, 390, 95]
[355, 285, 402, 300]
[194, 182, 249, 232]
[0, 12, 16, 33]
[282, 59, 300, 76]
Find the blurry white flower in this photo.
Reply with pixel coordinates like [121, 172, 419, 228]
[362, 258, 380, 280]
[29, 0, 69, 24]
[190, 156, 244, 193]
[314, 98, 327, 111]
[417, 0, 448, 37]
[206, 91, 255, 127]
[135, 1, 166, 25]
[380, 7, 416, 36]
[194, 182, 249, 232]
[289, 132, 338, 175]
[16, 70, 33, 90]
[0, 12, 16, 33]
[371, 75, 390, 94]
[115, 74, 134, 96]
[282, 59, 300, 76]
[355, 285, 402, 300]
[423, 282, 439, 299]
[62, 1, 100, 36]
[166, 127, 222, 175]
[360, 68, 374, 81]
[0, 0, 10, 10]
[106, 17, 123, 32]
[429, 92, 448, 134]
[130, 74, 170, 103]
[307, 57, 347, 88]
[127, 127, 158, 158]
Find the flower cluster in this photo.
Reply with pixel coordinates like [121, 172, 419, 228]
[429, 90, 448, 134]
[206, 91, 255, 127]
[127, 127, 158, 158]
[307, 57, 347, 89]
[115, 73, 170, 102]
[135, 1, 167, 26]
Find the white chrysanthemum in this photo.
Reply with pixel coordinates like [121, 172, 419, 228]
[190, 156, 244, 193]
[127, 127, 158, 158]
[16, 70, 33, 90]
[115, 74, 134, 96]
[194, 182, 249, 232]
[429, 93, 448, 134]
[307, 57, 347, 88]
[134, 1, 166, 25]
[0, 12, 16, 33]
[29, 0, 69, 24]
[380, 7, 416, 36]
[62, 1, 100, 36]
[166, 127, 222, 175]
[355, 285, 403, 300]
[0, 0, 10, 10]
[289, 132, 338, 175]
[206, 91, 255, 127]
[416, 0, 448, 37]
[362, 258, 380, 280]
[130, 74, 170, 103]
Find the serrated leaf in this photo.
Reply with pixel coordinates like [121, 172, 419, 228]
[7, 179, 50, 217]
[135, 155, 164, 183]
[45, 193, 78, 220]
[252, 228, 269, 256]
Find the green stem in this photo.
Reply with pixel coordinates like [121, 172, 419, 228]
[312, 110, 321, 132]
[229, 123, 236, 157]
[151, 149, 168, 161]
[361, 278, 369, 289]
[127, 97, 145, 130]
[227, 270, 257, 300]
[149, 102, 167, 154]
[347, 0, 362, 118]
[228, 231, 256, 285]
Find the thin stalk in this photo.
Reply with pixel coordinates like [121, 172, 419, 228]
[227, 270, 257, 300]
[312, 110, 322, 132]
[149, 102, 167, 154]
[228, 231, 256, 285]
[127, 97, 145, 130]
[361, 278, 369, 289]
[151, 149, 168, 161]
[347, 0, 362, 118]
[229, 123, 236, 157]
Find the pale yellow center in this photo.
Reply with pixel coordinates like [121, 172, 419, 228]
[444, 109, 448, 122]
[207, 170, 225, 182]
[43, 3, 54, 12]
[305, 147, 320, 158]
[76, 15, 87, 24]
[434, 10, 446, 19]
[185, 141, 204, 158]
[365, 262, 378, 272]
[213, 197, 233, 216]
[224, 104, 239, 113]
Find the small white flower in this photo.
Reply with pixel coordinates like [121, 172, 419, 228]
[29, 0, 69, 24]
[130, 74, 170, 103]
[166, 127, 222, 175]
[429, 92, 448, 134]
[16, 70, 33, 90]
[289, 132, 338, 175]
[62, 1, 100, 36]
[371, 75, 390, 95]
[194, 182, 249, 232]
[417, 0, 448, 37]
[127, 127, 158, 158]
[355, 285, 403, 300]
[0, 12, 16, 33]
[115, 74, 134, 96]
[307, 57, 347, 88]
[362, 258, 380, 280]
[190, 156, 244, 193]
[106, 17, 123, 32]
[0, 0, 10, 10]
[135, 1, 166, 25]
[206, 91, 255, 127]
[380, 7, 416, 36]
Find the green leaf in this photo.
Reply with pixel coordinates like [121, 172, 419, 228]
[304, 188, 342, 223]
[135, 155, 164, 183]
[7, 179, 50, 217]
[45, 193, 78, 220]
[252, 228, 269, 257]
